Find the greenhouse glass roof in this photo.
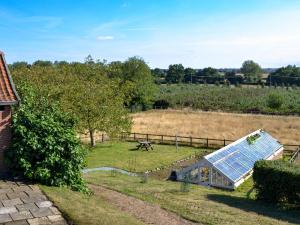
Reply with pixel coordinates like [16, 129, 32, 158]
[204, 130, 282, 182]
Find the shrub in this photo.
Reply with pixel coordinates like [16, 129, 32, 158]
[267, 93, 284, 109]
[253, 160, 300, 205]
[6, 85, 88, 192]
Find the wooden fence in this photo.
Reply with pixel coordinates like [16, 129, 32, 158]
[80, 132, 300, 155]
[290, 147, 300, 163]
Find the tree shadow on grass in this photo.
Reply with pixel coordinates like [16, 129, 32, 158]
[207, 194, 300, 224]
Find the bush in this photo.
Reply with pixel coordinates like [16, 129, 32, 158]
[6, 86, 88, 192]
[253, 160, 300, 205]
[267, 93, 284, 109]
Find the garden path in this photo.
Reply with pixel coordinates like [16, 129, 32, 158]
[89, 184, 201, 225]
[0, 179, 68, 225]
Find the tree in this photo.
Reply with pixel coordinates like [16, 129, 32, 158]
[199, 67, 223, 84]
[7, 84, 87, 192]
[184, 67, 196, 83]
[268, 65, 300, 86]
[241, 60, 263, 83]
[166, 64, 185, 83]
[108, 57, 156, 108]
[10, 61, 30, 70]
[32, 60, 53, 67]
[62, 65, 132, 146]
[152, 68, 166, 84]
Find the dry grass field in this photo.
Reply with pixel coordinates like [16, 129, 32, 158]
[132, 110, 300, 145]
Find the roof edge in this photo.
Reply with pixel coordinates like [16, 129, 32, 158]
[0, 52, 21, 103]
[0, 101, 19, 106]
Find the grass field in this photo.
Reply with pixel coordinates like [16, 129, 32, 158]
[40, 185, 144, 225]
[85, 171, 300, 225]
[40, 142, 300, 225]
[132, 110, 300, 145]
[86, 141, 211, 172]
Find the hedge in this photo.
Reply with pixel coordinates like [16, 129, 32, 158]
[253, 160, 300, 205]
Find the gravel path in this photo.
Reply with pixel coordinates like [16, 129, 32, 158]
[89, 184, 201, 225]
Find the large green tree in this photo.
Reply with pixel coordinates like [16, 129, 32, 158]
[108, 57, 156, 108]
[62, 65, 132, 146]
[166, 64, 185, 83]
[241, 60, 263, 83]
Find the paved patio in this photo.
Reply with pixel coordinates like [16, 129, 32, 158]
[0, 179, 68, 225]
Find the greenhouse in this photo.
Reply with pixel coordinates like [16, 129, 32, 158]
[175, 129, 283, 189]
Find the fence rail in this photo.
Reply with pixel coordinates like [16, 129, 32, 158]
[290, 147, 300, 163]
[79, 132, 300, 154]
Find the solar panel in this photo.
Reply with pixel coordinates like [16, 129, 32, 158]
[205, 130, 282, 182]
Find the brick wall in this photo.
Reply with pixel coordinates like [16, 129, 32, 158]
[0, 105, 12, 170]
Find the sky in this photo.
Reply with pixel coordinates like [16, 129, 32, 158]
[1, 0, 300, 68]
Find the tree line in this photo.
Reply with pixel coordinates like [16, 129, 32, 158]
[11, 56, 156, 146]
[152, 60, 300, 86]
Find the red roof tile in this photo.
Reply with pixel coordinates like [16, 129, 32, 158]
[0, 51, 20, 105]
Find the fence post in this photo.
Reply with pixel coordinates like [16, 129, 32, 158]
[161, 135, 163, 143]
[176, 134, 178, 150]
[146, 134, 149, 142]
[206, 138, 209, 148]
[133, 133, 136, 141]
[190, 136, 192, 146]
[224, 139, 226, 146]
[102, 134, 104, 142]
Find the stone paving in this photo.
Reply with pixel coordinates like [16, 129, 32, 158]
[0, 179, 68, 225]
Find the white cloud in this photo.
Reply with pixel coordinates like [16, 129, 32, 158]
[96, 35, 114, 41]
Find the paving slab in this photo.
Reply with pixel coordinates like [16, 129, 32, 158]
[2, 199, 23, 207]
[30, 208, 53, 218]
[16, 204, 38, 212]
[0, 214, 12, 223]
[0, 195, 8, 201]
[10, 211, 33, 221]
[27, 217, 51, 225]
[5, 220, 29, 225]
[47, 215, 66, 224]
[7, 193, 27, 201]
[0, 207, 17, 215]
[21, 196, 47, 204]
[35, 202, 52, 209]
[0, 190, 12, 195]
[48, 208, 60, 216]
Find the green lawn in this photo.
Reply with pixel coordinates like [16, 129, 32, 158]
[40, 185, 145, 225]
[84, 171, 300, 225]
[86, 141, 210, 172]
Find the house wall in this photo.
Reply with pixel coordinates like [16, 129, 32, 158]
[0, 105, 12, 171]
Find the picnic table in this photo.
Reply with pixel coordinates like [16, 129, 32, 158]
[136, 141, 153, 151]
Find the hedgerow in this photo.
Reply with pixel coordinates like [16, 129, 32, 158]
[6, 85, 88, 192]
[253, 160, 300, 205]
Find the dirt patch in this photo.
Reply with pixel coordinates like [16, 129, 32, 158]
[89, 184, 201, 225]
[132, 110, 300, 145]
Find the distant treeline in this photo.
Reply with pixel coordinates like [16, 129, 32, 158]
[152, 61, 300, 86]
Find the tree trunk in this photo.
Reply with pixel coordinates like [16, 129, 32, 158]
[89, 129, 95, 147]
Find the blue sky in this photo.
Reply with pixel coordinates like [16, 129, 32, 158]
[1, 0, 300, 68]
